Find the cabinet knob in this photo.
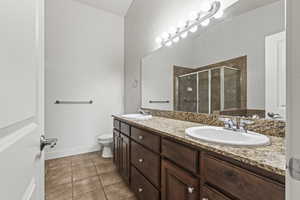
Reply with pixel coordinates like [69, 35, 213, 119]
[138, 158, 144, 163]
[188, 187, 194, 194]
[202, 198, 208, 200]
[138, 135, 144, 140]
[138, 188, 143, 193]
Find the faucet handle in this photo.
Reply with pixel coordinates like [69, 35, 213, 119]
[239, 119, 254, 133]
[219, 117, 231, 129]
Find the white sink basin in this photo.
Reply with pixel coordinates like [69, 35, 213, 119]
[185, 126, 270, 147]
[122, 114, 152, 120]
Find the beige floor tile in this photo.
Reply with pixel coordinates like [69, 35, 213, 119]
[104, 182, 135, 200]
[73, 176, 102, 197]
[46, 169, 72, 188]
[74, 190, 107, 200]
[46, 157, 72, 170]
[72, 159, 94, 167]
[72, 152, 100, 162]
[92, 157, 113, 165]
[95, 162, 116, 175]
[99, 171, 122, 186]
[73, 165, 97, 181]
[45, 182, 72, 200]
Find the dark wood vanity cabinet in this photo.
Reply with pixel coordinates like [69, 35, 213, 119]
[113, 126, 130, 184]
[161, 160, 199, 200]
[112, 119, 285, 200]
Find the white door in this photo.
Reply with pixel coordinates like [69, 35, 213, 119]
[265, 31, 286, 120]
[0, 0, 45, 199]
[287, 0, 300, 199]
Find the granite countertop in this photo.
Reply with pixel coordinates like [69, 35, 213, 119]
[113, 115, 286, 176]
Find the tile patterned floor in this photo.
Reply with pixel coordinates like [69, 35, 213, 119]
[45, 152, 137, 200]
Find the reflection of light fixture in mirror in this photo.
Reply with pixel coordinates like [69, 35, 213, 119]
[189, 11, 199, 21]
[173, 37, 180, 43]
[200, 1, 212, 12]
[165, 41, 173, 47]
[214, 10, 224, 19]
[201, 19, 210, 26]
[162, 32, 170, 41]
[169, 27, 178, 36]
[190, 26, 198, 33]
[156, 1, 224, 47]
[156, 37, 163, 44]
[181, 32, 188, 39]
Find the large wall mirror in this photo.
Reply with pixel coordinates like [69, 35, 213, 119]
[141, 0, 286, 120]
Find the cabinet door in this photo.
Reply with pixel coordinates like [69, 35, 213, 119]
[161, 160, 199, 200]
[201, 186, 232, 200]
[120, 133, 130, 183]
[113, 130, 120, 169]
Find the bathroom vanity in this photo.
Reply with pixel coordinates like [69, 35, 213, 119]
[112, 116, 285, 200]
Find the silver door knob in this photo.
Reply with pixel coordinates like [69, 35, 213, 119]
[138, 158, 144, 163]
[188, 187, 194, 194]
[40, 135, 58, 151]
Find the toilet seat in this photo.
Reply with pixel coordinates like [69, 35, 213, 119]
[98, 134, 113, 141]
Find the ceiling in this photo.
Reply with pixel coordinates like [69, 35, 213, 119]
[73, 0, 133, 16]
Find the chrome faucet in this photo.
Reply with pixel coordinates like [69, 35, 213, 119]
[219, 117, 254, 133]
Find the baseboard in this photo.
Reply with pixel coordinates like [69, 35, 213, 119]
[45, 144, 100, 160]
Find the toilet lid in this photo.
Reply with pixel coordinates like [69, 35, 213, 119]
[98, 134, 113, 140]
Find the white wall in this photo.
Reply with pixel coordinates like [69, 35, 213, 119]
[45, 0, 124, 159]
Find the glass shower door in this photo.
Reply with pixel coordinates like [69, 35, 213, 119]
[177, 73, 197, 112]
[198, 71, 209, 114]
[223, 67, 241, 110]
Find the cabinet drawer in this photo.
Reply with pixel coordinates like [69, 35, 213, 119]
[120, 122, 130, 136]
[162, 139, 198, 173]
[202, 186, 232, 200]
[131, 141, 160, 187]
[131, 127, 160, 152]
[203, 155, 285, 200]
[113, 119, 120, 130]
[131, 166, 160, 200]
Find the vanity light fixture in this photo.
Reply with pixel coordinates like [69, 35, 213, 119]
[156, 0, 222, 47]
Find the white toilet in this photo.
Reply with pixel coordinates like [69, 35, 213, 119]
[98, 134, 113, 158]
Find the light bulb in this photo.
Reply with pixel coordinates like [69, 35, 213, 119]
[173, 37, 180, 43]
[162, 32, 170, 41]
[214, 10, 224, 19]
[178, 20, 187, 30]
[181, 32, 188, 39]
[190, 26, 198, 33]
[201, 19, 210, 26]
[200, 1, 212, 12]
[155, 37, 163, 44]
[169, 27, 178, 36]
[189, 11, 199, 21]
[165, 41, 173, 47]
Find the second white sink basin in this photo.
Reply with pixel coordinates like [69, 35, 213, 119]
[122, 114, 152, 120]
[185, 126, 270, 147]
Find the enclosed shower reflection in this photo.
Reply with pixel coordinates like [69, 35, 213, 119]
[175, 66, 242, 114]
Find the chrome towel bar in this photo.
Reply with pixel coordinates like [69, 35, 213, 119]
[55, 100, 93, 104]
[149, 100, 170, 104]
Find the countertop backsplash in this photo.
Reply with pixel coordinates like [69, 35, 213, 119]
[142, 108, 286, 138]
